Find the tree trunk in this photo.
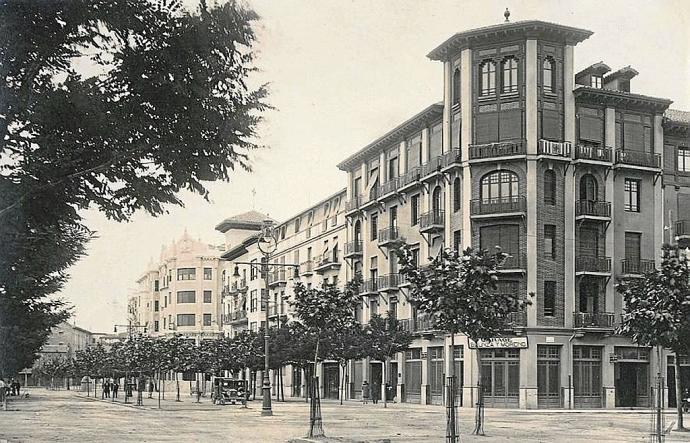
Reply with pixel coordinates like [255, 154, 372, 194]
[383, 359, 387, 408]
[158, 371, 161, 409]
[339, 363, 345, 405]
[176, 373, 180, 402]
[675, 355, 685, 430]
[473, 346, 485, 436]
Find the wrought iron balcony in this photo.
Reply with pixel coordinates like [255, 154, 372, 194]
[399, 314, 437, 334]
[574, 144, 612, 162]
[469, 140, 525, 160]
[621, 259, 655, 276]
[379, 177, 400, 197]
[346, 195, 363, 212]
[505, 310, 527, 327]
[268, 269, 287, 287]
[300, 260, 314, 276]
[441, 149, 462, 169]
[573, 312, 615, 329]
[359, 278, 379, 295]
[575, 200, 611, 219]
[314, 251, 342, 274]
[420, 155, 443, 178]
[615, 149, 661, 169]
[470, 196, 526, 217]
[377, 274, 403, 291]
[419, 210, 444, 233]
[538, 139, 572, 158]
[378, 226, 402, 247]
[344, 240, 363, 259]
[575, 255, 611, 274]
[399, 166, 421, 189]
[223, 310, 247, 324]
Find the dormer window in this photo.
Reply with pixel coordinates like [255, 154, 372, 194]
[501, 57, 518, 94]
[543, 57, 555, 93]
[480, 60, 496, 97]
[591, 76, 602, 89]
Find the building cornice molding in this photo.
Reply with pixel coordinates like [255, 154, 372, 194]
[574, 86, 672, 113]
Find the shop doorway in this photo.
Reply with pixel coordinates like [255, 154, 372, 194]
[614, 347, 650, 408]
[480, 349, 520, 408]
[323, 363, 339, 399]
[370, 362, 382, 402]
[404, 349, 422, 403]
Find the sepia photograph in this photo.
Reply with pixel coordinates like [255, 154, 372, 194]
[1, 0, 689, 441]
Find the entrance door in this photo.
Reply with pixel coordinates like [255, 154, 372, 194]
[480, 349, 520, 408]
[389, 362, 398, 402]
[370, 362, 382, 402]
[537, 345, 561, 408]
[323, 363, 339, 399]
[405, 349, 422, 403]
[616, 363, 637, 407]
[428, 347, 445, 405]
[291, 366, 302, 397]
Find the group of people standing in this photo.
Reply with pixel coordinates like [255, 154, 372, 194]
[0, 378, 22, 397]
[100, 379, 119, 399]
[361, 380, 381, 405]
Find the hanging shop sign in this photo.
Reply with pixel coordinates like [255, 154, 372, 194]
[468, 337, 528, 349]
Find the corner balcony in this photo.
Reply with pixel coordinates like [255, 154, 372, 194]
[575, 255, 611, 276]
[300, 260, 314, 276]
[614, 149, 661, 170]
[419, 210, 444, 234]
[469, 140, 525, 163]
[538, 139, 572, 159]
[441, 149, 462, 171]
[268, 269, 287, 287]
[378, 226, 403, 247]
[620, 259, 655, 278]
[377, 273, 404, 292]
[344, 240, 363, 259]
[420, 155, 443, 180]
[497, 252, 527, 273]
[573, 312, 615, 330]
[575, 200, 611, 221]
[314, 252, 342, 274]
[574, 144, 612, 164]
[470, 196, 526, 219]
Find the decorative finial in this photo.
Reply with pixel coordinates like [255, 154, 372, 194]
[504, 8, 510, 23]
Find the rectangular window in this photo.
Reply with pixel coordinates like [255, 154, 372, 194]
[544, 225, 556, 259]
[250, 290, 257, 312]
[678, 147, 690, 172]
[250, 322, 257, 332]
[154, 280, 159, 292]
[453, 230, 462, 252]
[411, 195, 419, 226]
[479, 224, 519, 256]
[154, 320, 159, 332]
[624, 179, 640, 212]
[371, 214, 378, 240]
[295, 217, 301, 233]
[370, 299, 379, 316]
[203, 290, 212, 303]
[203, 267, 212, 280]
[260, 289, 267, 311]
[624, 232, 641, 262]
[203, 313, 212, 326]
[590, 76, 601, 88]
[388, 154, 399, 179]
[177, 268, 196, 281]
[176, 291, 195, 303]
[544, 281, 556, 317]
[390, 206, 398, 229]
[250, 259, 257, 280]
[154, 300, 159, 312]
[177, 314, 195, 327]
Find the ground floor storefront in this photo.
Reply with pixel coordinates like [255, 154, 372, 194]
[254, 331, 678, 410]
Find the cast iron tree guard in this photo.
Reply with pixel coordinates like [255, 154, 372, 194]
[394, 243, 527, 440]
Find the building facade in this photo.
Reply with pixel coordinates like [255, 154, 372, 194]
[336, 18, 689, 409]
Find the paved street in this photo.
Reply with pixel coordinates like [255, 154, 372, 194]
[1, 388, 689, 442]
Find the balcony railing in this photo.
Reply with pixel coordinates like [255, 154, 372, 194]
[314, 251, 342, 273]
[677, 220, 690, 238]
[268, 269, 287, 286]
[420, 155, 443, 177]
[574, 144, 612, 162]
[575, 255, 611, 273]
[497, 253, 526, 271]
[377, 274, 403, 291]
[223, 310, 247, 324]
[360, 278, 379, 294]
[378, 226, 402, 246]
[538, 139, 572, 158]
[469, 140, 525, 160]
[300, 260, 314, 276]
[615, 149, 661, 168]
[621, 259, 655, 275]
[419, 210, 444, 233]
[400, 315, 437, 333]
[506, 310, 527, 327]
[346, 195, 363, 212]
[379, 177, 400, 196]
[470, 196, 526, 216]
[441, 149, 462, 168]
[399, 166, 421, 188]
[573, 312, 615, 329]
[344, 240, 363, 258]
[575, 200, 611, 218]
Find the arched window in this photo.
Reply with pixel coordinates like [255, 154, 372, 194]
[480, 60, 496, 96]
[502, 57, 518, 93]
[543, 57, 555, 93]
[432, 186, 443, 214]
[579, 174, 598, 201]
[480, 171, 519, 202]
[544, 169, 556, 205]
[453, 177, 461, 212]
[452, 68, 461, 104]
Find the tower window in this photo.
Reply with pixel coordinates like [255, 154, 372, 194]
[543, 57, 555, 93]
[480, 60, 496, 96]
[502, 57, 518, 94]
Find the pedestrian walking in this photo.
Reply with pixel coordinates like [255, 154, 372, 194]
[362, 381, 370, 405]
[13, 380, 21, 397]
[148, 379, 154, 399]
[112, 380, 119, 398]
[371, 382, 380, 405]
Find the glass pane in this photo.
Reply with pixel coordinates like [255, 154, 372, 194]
[481, 364, 492, 393]
[548, 363, 559, 394]
[591, 363, 601, 393]
[494, 364, 506, 396]
[508, 363, 520, 396]
[538, 364, 547, 392]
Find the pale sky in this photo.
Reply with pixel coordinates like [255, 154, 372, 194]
[61, 0, 690, 332]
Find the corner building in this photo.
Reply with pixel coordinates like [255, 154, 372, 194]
[338, 19, 689, 409]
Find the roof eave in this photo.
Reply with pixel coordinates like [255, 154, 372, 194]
[574, 87, 672, 113]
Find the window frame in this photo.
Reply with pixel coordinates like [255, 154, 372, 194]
[624, 178, 641, 212]
[480, 170, 519, 202]
[544, 169, 556, 205]
[543, 281, 556, 317]
[177, 268, 196, 281]
[203, 290, 212, 303]
[479, 60, 496, 97]
[543, 57, 555, 93]
[501, 56, 518, 94]
[176, 291, 196, 304]
[544, 224, 556, 260]
[678, 147, 690, 173]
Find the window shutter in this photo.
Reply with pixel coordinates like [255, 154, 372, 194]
[476, 113, 499, 143]
[542, 109, 560, 140]
[499, 110, 521, 141]
[579, 116, 603, 143]
[623, 121, 644, 151]
[678, 193, 690, 219]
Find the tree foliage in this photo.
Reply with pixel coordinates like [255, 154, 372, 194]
[0, 0, 268, 376]
[363, 314, 413, 363]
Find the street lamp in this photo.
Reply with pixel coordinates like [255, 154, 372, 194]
[230, 219, 299, 416]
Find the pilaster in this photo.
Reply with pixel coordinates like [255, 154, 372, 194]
[605, 107, 616, 314]
[654, 114, 664, 267]
[563, 44, 576, 328]
[460, 48, 473, 248]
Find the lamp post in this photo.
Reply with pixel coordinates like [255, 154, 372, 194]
[230, 219, 299, 416]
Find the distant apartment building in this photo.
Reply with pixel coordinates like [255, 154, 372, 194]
[129, 230, 224, 341]
[336, 18, 689, 409]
